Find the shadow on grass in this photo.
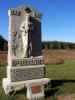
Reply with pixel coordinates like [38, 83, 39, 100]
[51, 79, 75, 88]
[45, 88, 59, 98]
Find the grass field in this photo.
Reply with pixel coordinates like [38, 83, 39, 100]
[0, 50, 75, 100]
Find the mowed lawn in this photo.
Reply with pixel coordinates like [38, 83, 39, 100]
[0, 50, 75, 100]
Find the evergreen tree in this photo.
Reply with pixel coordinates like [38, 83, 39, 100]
[0, 35, 7, 50]
[50, 42, 53, 50]
[42, 41, 75, 50]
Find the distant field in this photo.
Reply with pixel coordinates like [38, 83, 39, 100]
[42, 49, 75, 64]
[0, 50, 75, 65]
[42, 49, 75, 59]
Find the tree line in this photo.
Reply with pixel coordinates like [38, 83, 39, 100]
[42, 41, 75, 50]
[0, 35, 8, 50]
[0, 35, 75, 50]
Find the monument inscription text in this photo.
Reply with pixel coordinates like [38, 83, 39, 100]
[11, 10, 21, 16]
[34, 13, 42, 18]
[12, 59, 44, 66]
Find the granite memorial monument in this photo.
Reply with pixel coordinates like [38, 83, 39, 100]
[2, 5, 51, 100]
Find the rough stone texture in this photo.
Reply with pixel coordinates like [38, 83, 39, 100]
[7, 65, 45, 82]
[8, 6, 42, 64]
[27, 82, 44, 100]
[2, 78, 51, 95]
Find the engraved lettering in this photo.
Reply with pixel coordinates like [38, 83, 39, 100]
[15, 11, 18, 15]
[20, 61, 22, 66]
[12, 59, 44, 66]
[11, 10, 15, 15]
[26, 61, 28, 65]
[11, 10, 21, 16]
[34, 13, 42, 18]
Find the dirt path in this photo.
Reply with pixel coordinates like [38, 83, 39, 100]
[57, 94, 75, 100]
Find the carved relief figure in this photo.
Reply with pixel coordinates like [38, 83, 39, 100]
[20, 14, 34, 58]
[11, 29, 18, 56]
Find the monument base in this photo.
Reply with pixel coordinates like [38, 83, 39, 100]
[2, 78, 51, 95]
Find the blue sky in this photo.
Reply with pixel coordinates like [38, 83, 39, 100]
[0, 0, 75, 43]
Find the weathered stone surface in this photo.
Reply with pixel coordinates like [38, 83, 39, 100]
[5, 6, 45, 84]
[8, 5, 42, 62]
[2, 78, 51, 95]
[7, 65, 45, 82]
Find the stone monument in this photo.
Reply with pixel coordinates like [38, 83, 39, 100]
[2, 6, 51, 99]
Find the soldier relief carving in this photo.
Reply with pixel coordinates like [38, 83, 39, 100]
[20, 13, 34, 58]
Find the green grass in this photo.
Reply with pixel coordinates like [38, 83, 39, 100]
[0, 60, 75, 100]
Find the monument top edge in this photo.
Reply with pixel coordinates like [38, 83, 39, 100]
[8, 5, 42, 14]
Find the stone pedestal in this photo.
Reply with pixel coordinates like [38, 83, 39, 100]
[7, 57, 45, 81]
[2, 56, 51, 95]
[2, 78, 51, 95]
